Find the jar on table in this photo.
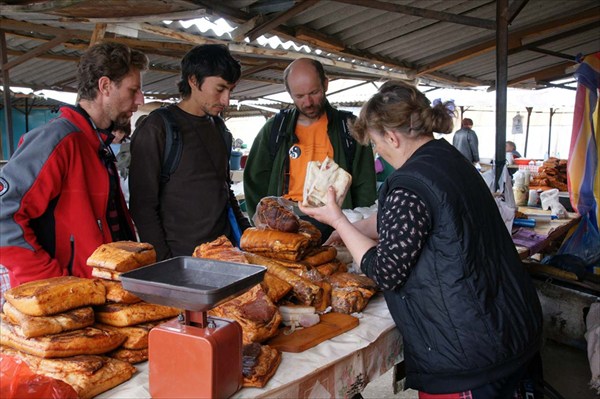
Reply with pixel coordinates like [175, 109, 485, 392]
[513, 170, 529, 206]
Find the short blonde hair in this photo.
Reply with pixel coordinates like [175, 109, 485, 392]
[351, 80, 454, 146]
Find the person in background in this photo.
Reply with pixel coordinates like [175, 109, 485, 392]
[506, 140, 522, 158]
[452, 117, 480, 164]
[111, 121, 132, 204]
[111, 121, 131, 145]
[244, 58, 377, 240]
[129, 44, 250, 261]
[300, 81, 543, 398]
[0, 42, 148, 287]
[375, 153, 395, 189]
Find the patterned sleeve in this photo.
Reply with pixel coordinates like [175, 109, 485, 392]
[360, 188, 430, 290]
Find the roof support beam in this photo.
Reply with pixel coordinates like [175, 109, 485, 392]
[232, 15, 263, 41]
[333, 0, 495, 29]
[507, 0, 529, 24]
[0, 18, 89, 39]
[508, 21, 599, 56]
[507, 62, 573, 86]
[417, 7, 600, 75]
[4, 32, 190, 64]
[0, 0, 85, 13]
[89, 23, 107, 45]
[56, 9, 208, 23]
[524, 47, 577, 62]
[241, 62, 275, 78]
[537, 81, 576, 91]
[326, 80, 373, 96]
[295, 26, 345, 52]
[2, 34, 68, 71]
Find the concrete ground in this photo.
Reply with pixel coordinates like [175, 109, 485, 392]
[361, 339, 597, 399]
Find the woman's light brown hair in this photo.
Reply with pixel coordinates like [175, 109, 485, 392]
[351, 80, 454, 146]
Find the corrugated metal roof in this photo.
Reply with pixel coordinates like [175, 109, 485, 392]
[1, 0, 598, 104]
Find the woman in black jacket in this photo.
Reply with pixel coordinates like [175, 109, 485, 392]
[300, 81, 543, 398]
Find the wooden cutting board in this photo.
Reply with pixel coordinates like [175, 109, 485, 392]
[267, 313, 359, 353]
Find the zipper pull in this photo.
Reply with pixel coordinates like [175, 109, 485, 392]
[97, 219, 103, 232]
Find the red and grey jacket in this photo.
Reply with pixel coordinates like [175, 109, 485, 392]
[0, 106, 135, 287]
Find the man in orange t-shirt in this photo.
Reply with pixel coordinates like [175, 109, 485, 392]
[244, 58, 377, 240]
[284, 103, 333, 202]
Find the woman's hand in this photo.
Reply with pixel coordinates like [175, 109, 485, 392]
[300, 187, 378, 267]
[298, 187, 346, 231]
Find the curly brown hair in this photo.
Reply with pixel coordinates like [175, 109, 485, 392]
[77, 42, 148, 101]
[352, 80, 454, 146]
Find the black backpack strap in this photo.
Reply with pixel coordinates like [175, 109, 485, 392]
[268, 109, 294, 194]
[268, 109, 292, 161]
[152, 107, 182, 187]
[212, 115, 232, 160]
[338, 110, 356, 174]
[212, 115, 234, 184]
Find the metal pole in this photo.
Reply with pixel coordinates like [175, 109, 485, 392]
[25, 97, 29, 132]
[0, 30, 14, 159]
[547, 108, 556, 157]
[495, 0, 509, 190]
[523, 107, 533, 158]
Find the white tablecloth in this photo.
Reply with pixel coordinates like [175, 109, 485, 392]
[98, 294, 402, 399]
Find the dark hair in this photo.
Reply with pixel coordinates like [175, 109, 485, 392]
[283, 58, 327, 93]
[462, 118, 473, 128]
[77, 42, 148, 101]
[177, 44, 241, 99]
[112, 120, 132, 137]
[352, 80, 454, 146]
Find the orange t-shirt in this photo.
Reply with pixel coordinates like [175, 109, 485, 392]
[283, 113, 334, 201]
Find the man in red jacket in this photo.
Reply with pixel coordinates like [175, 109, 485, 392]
[0, 42, 148, 288]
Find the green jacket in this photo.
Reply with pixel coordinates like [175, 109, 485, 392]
[244, 102, 377, 220]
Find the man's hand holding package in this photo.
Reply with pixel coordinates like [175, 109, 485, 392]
[302, 157, 351, 208]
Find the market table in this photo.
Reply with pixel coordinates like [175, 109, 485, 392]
[512, 207, 595, 355]
[513, 207, 581, 260]
[98, 294, 402, 399]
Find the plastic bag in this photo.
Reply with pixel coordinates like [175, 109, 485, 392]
[0, 354, 78, 399]
[539, 188, 568, 219]
[252, 196, 300, 232]
[482, 165, 516, 233]
[557, 213, 600, 271]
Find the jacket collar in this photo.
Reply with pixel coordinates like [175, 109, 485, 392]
[286, 100, 336, 141]
[60, 105, 115, 146]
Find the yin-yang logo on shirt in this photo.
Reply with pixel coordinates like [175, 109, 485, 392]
[289, 145, 301, 159]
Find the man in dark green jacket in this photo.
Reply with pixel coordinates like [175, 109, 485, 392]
[244, 58, 377, 240]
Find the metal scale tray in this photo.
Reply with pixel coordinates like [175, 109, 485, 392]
[120, 256, 266, 312]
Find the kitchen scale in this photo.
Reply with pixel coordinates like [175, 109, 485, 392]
[121, 256, 266, 399]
